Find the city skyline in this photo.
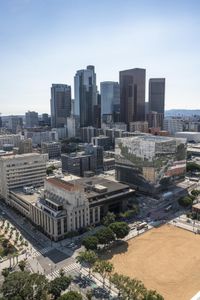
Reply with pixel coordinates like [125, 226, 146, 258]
[0, 0, 200, 115]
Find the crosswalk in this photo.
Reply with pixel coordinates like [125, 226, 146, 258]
[47, 263, 80, 280]
[32, 246, 52, 257]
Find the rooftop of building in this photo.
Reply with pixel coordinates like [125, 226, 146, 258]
[42, 141, 61, 145]
[176, 132, 200, 135]
[117, 135, 183, 143]
[0, 152, 46, 160]
[9, 188, 42, 204]
[65, 176, 132, 198]
[61, 151, 92, 158]
[93, 135, 110, 139]
[46, 177, 79, 192]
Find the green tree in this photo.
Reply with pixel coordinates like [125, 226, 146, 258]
[143, 290, 164, 300]
[46, 165, 56, 175]
[110, 273, 147, 300]
[58, 291, 83, 300]
[102, 212, 116, 226]
[95, 227, 115, 245]
[82, 236, 99, 250]
[49, 276, 71, 299]
[109, 222, 130, 239]
[18, 260, 26, 271]
[93, 260, 114, 287]
[191, 189, 200, 196]
[1, 271, 49, 300]
[76, 250, 98, 277]
[178, 196, 193, 207]
[187, 162, 200, 172]
[110, 273, 125, 298]
[1, 268, 10, 278]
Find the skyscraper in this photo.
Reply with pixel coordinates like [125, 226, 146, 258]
[50, 84, 71, 128]
[74, 65, 97, 127]
[100, 81, 120, 125]
[25, 111, 39, 128]
[149, 78, 165, 129]
[120, 68, 146, 127]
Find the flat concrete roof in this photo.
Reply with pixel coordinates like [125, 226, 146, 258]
[10, 189, 41, 204]
[66, 176, 134, 198]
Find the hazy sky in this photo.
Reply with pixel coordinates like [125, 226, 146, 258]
[0, 0, 200, 115]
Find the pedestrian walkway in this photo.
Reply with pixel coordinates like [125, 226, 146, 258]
[32, 246, 53, 257]
[46, 262, 79, 280]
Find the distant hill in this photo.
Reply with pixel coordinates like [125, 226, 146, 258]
[165, 109, 200, 117]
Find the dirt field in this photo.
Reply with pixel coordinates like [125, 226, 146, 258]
[108, 224, 200, 300]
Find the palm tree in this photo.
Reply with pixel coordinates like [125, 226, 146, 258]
[18, 260, 26, 271]
[76, 250, 98, 278]
[93, 260, 114, 288]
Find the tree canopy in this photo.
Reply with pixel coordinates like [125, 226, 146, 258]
[94, 227, 115, 245]
[102, 212, 116, 226]
[1, 271, 49, 300]
[48, 275, 71, 299]
[93, 260, 114, 286]
[58, 291, 83, 300]
[82, 236, 99, 250]
[76, 250, 98, 277]
[109, 222, 130, 239]
[178, 195, 193, 207]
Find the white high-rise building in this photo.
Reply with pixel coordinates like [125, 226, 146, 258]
[0, 153, 48, 201]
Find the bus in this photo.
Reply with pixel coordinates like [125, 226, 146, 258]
[136, 222, 148, 230]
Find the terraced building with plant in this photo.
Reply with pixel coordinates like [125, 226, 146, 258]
[115, 135, 187, 194]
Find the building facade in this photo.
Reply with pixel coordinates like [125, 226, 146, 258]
[41, 142, 61, 159]
[18, 139, 32, 154]
[25, 111, 39, 128]
[9, 176, 134, 241]
[51, 84, 71, 128]
[74, 65, 97, 127]
[129, 121, 149, 133]
[149, 78, 165, 129]
[163, 118, 183, 135]
[0, 134, 21, 149]
[0, 153, 48, 201]
[100, 81, 120, 125]
[120, 68, 146, 126]
[115, 136, 187, 193]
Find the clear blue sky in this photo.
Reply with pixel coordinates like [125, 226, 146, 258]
[0, 0, 200, 115]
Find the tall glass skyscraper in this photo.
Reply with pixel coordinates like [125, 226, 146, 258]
[149, 78, 165, 129]
[50, 84, 71, 128]
[120, 68, 146, 127]
[100, 81, 120, 125]
[74, 65, 97, 128]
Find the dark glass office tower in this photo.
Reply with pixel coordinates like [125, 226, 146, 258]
[50, 84, 71, 128]
[74, 65, 97, 128]
[149, 78, 165, 129]
[120, 68, 146, 127]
